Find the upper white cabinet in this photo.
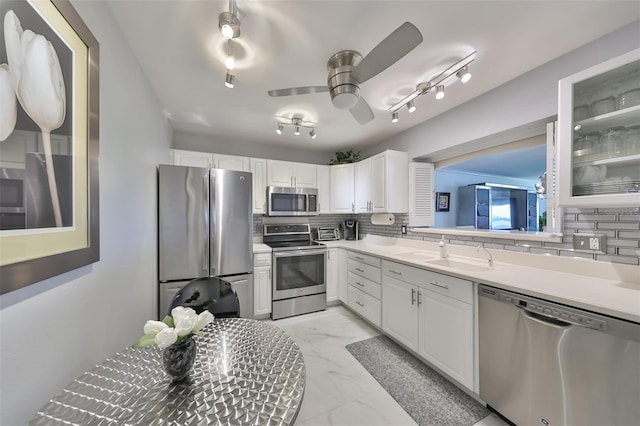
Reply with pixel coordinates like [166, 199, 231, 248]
[330, 163, 355, 213]
[213, 154, 250, 171]
[250, 158, 267, 214]
[316, 165, 331, 214]
[354, 159, 372, 213]
[267, 160, 316, 188]
[370, 150, 409, 213]
[558, 48, 640, 207]
[170, 149, 213, 168]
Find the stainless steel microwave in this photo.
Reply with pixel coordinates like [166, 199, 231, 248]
[267, 186, 319, 216]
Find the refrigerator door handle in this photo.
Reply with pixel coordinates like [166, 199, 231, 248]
[209, 172, 216, 275]
[203, 174, 209, 272]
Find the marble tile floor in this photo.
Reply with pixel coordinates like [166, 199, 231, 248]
[266, 305, 510, 426]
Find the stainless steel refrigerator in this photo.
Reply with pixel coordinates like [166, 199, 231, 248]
[158, 164, 253, 318]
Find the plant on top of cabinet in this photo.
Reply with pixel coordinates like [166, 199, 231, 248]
[329, 148, 360, 165]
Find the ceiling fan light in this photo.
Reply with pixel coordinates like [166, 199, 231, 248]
[407, 100, 416, 113]
[391, 111, 399, 123]
[310, 129, 317, 139]
[294, 126, 300, 136]
[224, 72, 235, 88]
[435, 85, 445, 100]
[276, 124, 283, 135]
[456, 66, 472, 83]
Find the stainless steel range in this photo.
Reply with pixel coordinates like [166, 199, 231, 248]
[263, 224, 327, 320]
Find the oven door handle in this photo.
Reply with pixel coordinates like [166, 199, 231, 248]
[273, 249, 327, 258]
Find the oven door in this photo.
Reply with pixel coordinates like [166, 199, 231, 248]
[272, 249, 326, 300]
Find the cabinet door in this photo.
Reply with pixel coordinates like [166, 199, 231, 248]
[293, 162, 317, 188]
[253, 265, 272, 316]
[370, 153, 386, 211]
[418, 288, 473, 390]
[381, 276, 418, 351]
[330, 163, 355, 213]
[251, 158, 267, 214]
[354, 159, 372, 212]
[326, 248, 340, 302]
[267, 160, 293, 187]
[338, 249, 348, 303]
[316, 165, 331, 213]
[171, 149, 213, 168]
[213, 154, 250, 171]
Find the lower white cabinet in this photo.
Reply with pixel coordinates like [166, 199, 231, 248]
[381, 260, 474, 390]
[253, 252, 272, 316]
[326, 248, 340, 303]
[338, 249, 348, 303]
[346, 251, 382, 327]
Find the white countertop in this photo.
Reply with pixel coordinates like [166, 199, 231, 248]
[252, 243, 271, 253]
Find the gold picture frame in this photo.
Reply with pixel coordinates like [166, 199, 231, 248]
[0, 0, 99, 294]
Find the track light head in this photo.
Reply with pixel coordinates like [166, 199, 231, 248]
[391, 111, 399, 123]
[456, 66, 472, 83]
[276, 124, 283, 135]
[435, 85, 445, 100]
[310, 129, 317, 139]
[294, 126, 300, 136]
[407, 100, 416, 113]
[218, 12, 241, 39]
[225, 72, 235, 88]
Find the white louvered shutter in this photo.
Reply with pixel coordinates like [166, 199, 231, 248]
[409, 162, 434, 227]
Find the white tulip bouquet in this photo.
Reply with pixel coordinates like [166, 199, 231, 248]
[134, 307, 214, 350]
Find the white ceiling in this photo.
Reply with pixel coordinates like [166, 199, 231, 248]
[106, 1, 638, 155]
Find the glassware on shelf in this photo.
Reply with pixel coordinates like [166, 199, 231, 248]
[617, 88, 640, 110]
[573, 104, 590, 121]
[600, 127, 626, 158]
[591, 96, 616, 116]
[623, 125, 640, 155]
[573, 132, 600, 163]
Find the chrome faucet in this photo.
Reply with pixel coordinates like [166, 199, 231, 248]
[439, 236, 447, 259]
[477, 245, 494, 268]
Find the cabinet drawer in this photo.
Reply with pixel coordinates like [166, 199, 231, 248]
[348, 251, 381, 268]
[254, 252, 272, 267]
[382, 260, 472, 304]
[348, 285, 381, 327]
[348, 272, 381, 299]
[348, 259, 381, 283]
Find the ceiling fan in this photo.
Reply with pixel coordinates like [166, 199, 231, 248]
[267, 22, 423, 125]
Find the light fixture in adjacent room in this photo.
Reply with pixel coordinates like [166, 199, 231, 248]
[224, 71, 235, 88]
[456, 65, 472, 83]
[218, 0, 240, 39]
[274, 116, 318, 139]
[387, 51, 476, 121]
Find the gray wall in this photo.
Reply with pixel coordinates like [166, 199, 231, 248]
[0, 1, 172, 423]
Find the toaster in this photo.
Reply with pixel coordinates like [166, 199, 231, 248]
[315, 227, 340, 241]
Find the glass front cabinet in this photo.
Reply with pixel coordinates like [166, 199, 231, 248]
[557, 48, 640, 207]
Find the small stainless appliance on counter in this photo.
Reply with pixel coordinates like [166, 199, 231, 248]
[158, 165, 254, 319]
[314, 227, 340, 241]
[478, 284, 640, 426]
[342, 219, 359, 240]
[263, 223, 326, 320]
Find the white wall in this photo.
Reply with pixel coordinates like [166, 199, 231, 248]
[364, 21, 640, 161]
[0, 1, 172, 424]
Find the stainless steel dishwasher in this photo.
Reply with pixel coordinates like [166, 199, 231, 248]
[478, 284, 640, 426]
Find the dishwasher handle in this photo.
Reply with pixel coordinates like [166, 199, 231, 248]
[522, 308, 572, 328]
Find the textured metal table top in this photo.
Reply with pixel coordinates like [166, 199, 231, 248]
[30, 318, 306, 425]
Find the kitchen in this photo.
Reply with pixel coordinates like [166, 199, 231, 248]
[1, 1, 639, 425]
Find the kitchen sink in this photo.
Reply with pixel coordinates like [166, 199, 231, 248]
[400, 251, 437, 262]
[423, 257, 494, 272]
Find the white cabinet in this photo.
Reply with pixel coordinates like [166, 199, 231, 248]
[330, 163, 355, 213]
[338, 248, 348, 303]
[316, 164, 331, 213]
[266, 160, 316, 188]
[370, 150, 409, 213]
[253, 252, 272, 316]
[354, 159, 372, 213]
[170, 149, 213, 168]
[326, 248, 340, 303]
[381, 260, 474, 390]
[346, 251, 382, 327]
[213, 154, 250, 171]
[251, 158, 267, 214]
[557, 48, 640, 207]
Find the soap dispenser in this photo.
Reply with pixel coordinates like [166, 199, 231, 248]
[439, 235, 447, 259]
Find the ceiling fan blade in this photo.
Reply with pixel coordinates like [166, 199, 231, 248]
[267, 86, 329, 97]
[352, 22, 423, 84]
[350, 96, 374, 125]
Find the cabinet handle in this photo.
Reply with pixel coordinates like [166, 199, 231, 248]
[389, 269, 402, 276]
[355, 267, 365, 272]
[354, 256, 364, 260]
[294, 176, 297, 187]
[411, 288, 416, 305]
[355, 281, 365, 287]
[356, 301, 364, 307]
[430, 281, 449, 289]
[417, 290, 422, 307]
[352, 202, 355, 213]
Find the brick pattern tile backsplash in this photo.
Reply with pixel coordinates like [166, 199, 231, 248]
[253, 207, 640, 265]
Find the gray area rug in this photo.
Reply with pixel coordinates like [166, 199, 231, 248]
[346, 335, 490, 426]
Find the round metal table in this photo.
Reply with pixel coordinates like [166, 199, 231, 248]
[30, 318, 306, 425]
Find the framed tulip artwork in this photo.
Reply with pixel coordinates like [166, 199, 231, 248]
[436, 192, 450, 212]
[0, 0, 99, 295]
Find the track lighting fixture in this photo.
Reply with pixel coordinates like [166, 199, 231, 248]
[456, 65, 471, 83]
[225, 40, 235, 70]
[218, 0, 240, 39]
[275, 116, 318, 139]
[387, 51, 476, 121]
[224, 71, 235, 88]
